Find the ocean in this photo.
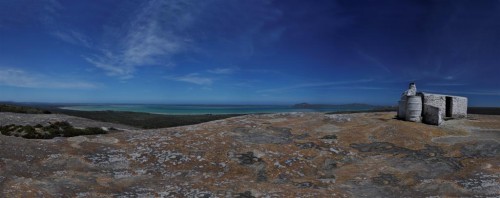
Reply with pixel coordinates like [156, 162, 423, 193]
[59, 104, 376, 115]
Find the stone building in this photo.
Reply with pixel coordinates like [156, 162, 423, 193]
[398, 83, 468, 125]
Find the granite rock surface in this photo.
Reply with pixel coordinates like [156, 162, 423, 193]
[0, 112, 498, 197]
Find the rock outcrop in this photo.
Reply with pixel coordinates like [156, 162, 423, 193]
[0, 112, 498, 197]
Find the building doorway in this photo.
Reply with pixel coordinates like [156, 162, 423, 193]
[445, 97, 452, 117]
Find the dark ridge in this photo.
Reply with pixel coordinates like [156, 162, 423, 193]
[50, 109, 243, 129]
[468, 107, 500, 115]
[0, 103, 52, 114]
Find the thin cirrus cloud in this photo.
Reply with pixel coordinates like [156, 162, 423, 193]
[51, 30, 92, 48]
[258, 79, 373, 93]
[165, 73, 213, 85]
[355, 49, 391, 73]
[84, 0, 194, 79]
[425, 83, 467, 86]
[207, 67, 237, 75]
[43, 1, 93, 48]
[0, 67, 96, 89]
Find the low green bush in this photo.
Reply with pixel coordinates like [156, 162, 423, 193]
[0, 104, 51, 114]
[0, 121, 106, 139]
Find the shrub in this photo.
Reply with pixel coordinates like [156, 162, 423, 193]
[0, 122, 107, 139]
[0, 104, 48, 114]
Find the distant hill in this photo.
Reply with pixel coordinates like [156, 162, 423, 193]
[468, 107, 500, 115]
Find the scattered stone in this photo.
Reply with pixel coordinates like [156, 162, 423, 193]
[236, 191, 255, 198]
[274, 173, 290, 184]
[329, 147, 340, 154]
[236, 152, 261, 165]
[285, 157, 299, 166]
[320, 135, 338, 144]
[196, 192, 212, 198]
[256, 168, 267, 182]
[296, 182, 314, 188]
[294, 133, 310, 139]
[318, 176, 336, 184]
[321, 135, 337, 140]
[323, 159, 337, 170]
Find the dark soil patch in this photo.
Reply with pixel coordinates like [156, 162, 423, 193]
[372, 173, 399, 186]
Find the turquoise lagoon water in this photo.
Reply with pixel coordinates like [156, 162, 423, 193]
[59, 104, 375, 115]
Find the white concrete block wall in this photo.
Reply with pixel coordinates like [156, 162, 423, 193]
[452, 96, 468, 118]
[422, 94, 446, 118]
[423, 104, 443, 125]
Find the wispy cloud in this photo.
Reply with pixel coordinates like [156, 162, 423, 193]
[51, 30, 92, 48]
[426, 83, 467, 86]
[85, 0, 195, 78]
[43, 2, 93, 49]
[84, 51, 135, 79]
[356, 49, 391, 73]
[40, 0, 63, 27]
[258, 79, 373, 93]
[444, 76, 454, 80]
[207, 67, 237, 74]
[166, 73, 213, 85]
[0, 67, 96, 89]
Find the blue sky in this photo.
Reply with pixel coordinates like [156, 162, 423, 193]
[0, 0, 499, 106]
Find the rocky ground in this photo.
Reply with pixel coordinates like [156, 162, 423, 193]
[0, 112, 498, 197]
